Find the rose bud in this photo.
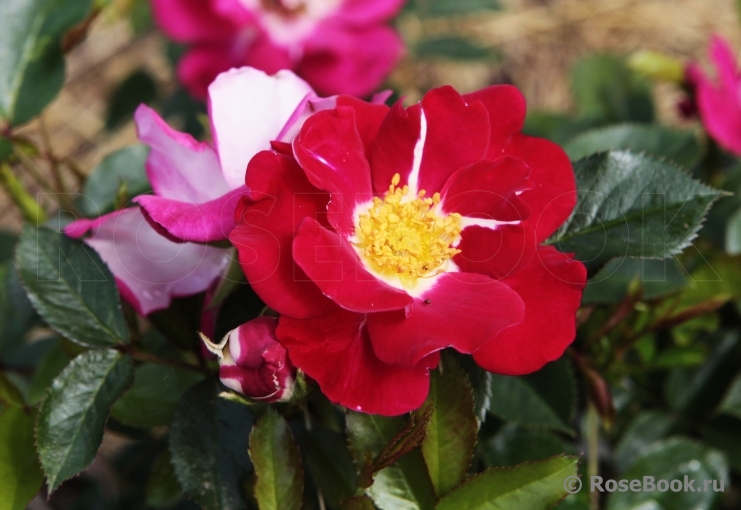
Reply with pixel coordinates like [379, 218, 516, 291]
[200, 317, 297, 402]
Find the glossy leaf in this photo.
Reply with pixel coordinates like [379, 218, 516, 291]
[79, 145, 150, 217]
[110, 363, 202, 428]
[249, 407, 303, 510]
[0, 0, 92, 125]
[550, 151, 722, 270]
[16, 226, 130, 347]
[36, 349, 133, 492]
[0, 407, 44, 510]
[417, 0, 501, 16]
[436, 456, 578, 510]
[483, 424, 575, 468]
[725, 208, 741, 256]
[718, 373, 741, 420]
[607, 438, 728, 510]
[452, 352, 492, 423]
[488, 357, 575, 434]
[665, 333, 741, 418]
[28, 340, 69, 405]
[571, 54, 654, 124]
[169, 380, 253, 510]
[418, 357, 477, 497]
[701, 416, 741, 475]
[583, 257, 687, 304]
[0, 138, 11, 161]
[0, 372, 24, 408]
[564, 124, 703, 170]
[105, 70, 157, 130]
[346, 412, 436, 510]
[416, 37, 497, 60]
[301, 426, 358, 507]
[146, 450, 183, 508]
[613, 411, 676, 473]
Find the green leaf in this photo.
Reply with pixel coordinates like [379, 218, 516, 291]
[0, 138, 11, 161]
[110, 363, 202, 428]
[0, 0, 93, 125]
[79, 145, 150, 217]
[16, 226, 130, 347]
[0, 407, 44, 510]
[346, 412, 436, 510]
[36, 349, 133, 492]
[249, 407, 303, 510]
[718, 373, 741, 420]
[28, 340, 69, 405]
[665, 333, 741, 418]
[483, 424, 574, 468]
[0, 372, 24, 408]
[451, 352, 492, 423]
[105, 69, 158, 130]
[417, 0, 501, 16]
[582, 257, 687, 304]
[436, 456, 578, 510]
[418, 356, 477, 497]
[416, 37, 497, 61]
[701, 416, 741, 475]
[488, 357, 575, 434]
[607, 438, 728, 510]
[725, 207, 741, 256]
[302, 426, 358, 507]
[549, 151, 722, 270]
[571, 54, 654, 124]
[146, 450, 183, 509]
[613, 412, 676, 473]
[563, 124, 703, 170]
[523, 113, 598, 146]
[170, 380, 253, 510]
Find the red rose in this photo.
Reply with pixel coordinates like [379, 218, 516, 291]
[230, 86, 586, 415]
[204, 317, 297, 402]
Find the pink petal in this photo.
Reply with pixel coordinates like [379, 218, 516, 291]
[135, 105, 230, 203]
[473, 246, 586, 375]
[292, 217, 413, 313]
[208, 67, 315, 189]
[277, 307, 437, 416]
[334, 0, 406, 25]
[367, 272, 525, 366]
[177, 44, 240, 100]
[134, 186, 250, 243]
[65, 208, 229, 315]
[151, 0, 240, 43]
[297, 25, 404, 97]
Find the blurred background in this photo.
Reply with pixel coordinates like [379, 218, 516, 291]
[4, 0, 738, 230]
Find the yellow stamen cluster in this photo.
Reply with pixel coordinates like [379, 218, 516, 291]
[355, 173, 462, 287]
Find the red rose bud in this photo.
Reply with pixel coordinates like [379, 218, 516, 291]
[201, 317, 296, 402]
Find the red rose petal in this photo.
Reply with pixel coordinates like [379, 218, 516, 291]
[416, 86, 491, 194]
[277, 307, 437, 416]
[293, 106, 374, 236]
[292, 217, 413, 313]
[229, 151, 334, 319]
[440, 157, 533, 221]
[454, 223, 537, 280]
[367, 272, 525, 366]
[473, 246, 586, 375]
